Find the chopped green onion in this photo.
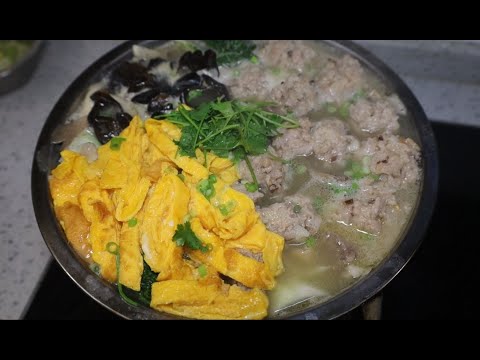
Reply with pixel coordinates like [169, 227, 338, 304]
[197, 174, 217, 200]
[218, 200, 236, 216]
[198, 264, 208, 278]
[325, 103, 337, 114]
[330, 182, 359, 196]
[305, 236, 316, 248]
[294, 164, 307, 175]
[245, 182, 259, 193]
[106, 242, 119, 254]
[338, 102, 350, 119]
[312, 196, 325, 214]
[250, 55, 259, 64]
[105, 242, 139, 307]
[293, 204, 302, 214]
[344, 158, 373, 180]
[360, 233, 375, 241]
[352, 89, 366, 101]
[110, 137, 126, 151]
[128, 218, 138, 228]
[270, 67, 281, 75]
[188, 89, 203, 101]
[89, 263, 101, 275]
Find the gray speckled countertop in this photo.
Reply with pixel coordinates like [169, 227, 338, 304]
[1, 40, 479, 319]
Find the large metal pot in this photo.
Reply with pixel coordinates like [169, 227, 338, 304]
[31, 40, 439, 319]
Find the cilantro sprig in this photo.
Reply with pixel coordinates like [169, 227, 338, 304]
[173, 221, 211, 253]
[203, 40, 256, 65]
[163, 100, 298, 190]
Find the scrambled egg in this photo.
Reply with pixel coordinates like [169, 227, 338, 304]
[49, 116, 284, 320]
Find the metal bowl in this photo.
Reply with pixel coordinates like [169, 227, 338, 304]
[0, 40, 45, 95]
[31, 40, 439, 320]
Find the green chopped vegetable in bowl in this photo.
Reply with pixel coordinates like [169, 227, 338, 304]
[0, 40, 34, 73]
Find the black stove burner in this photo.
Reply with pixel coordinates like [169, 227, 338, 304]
[23, 121, 480, 320]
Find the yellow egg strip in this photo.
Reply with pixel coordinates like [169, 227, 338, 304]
[151, 281, 268, 320]
[119, 221, 144, 291]
[50, 116, 284, 319]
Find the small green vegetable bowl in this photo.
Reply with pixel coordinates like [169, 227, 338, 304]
[0, 40, 45, 95]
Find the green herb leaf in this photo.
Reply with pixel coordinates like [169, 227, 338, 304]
[204, 40, 256, 65]
[173, 126, 197, 157]
[197, 174, 217, 200]
[165, 100, 298, 160]
[173, 221, 210, 253]
[231, 147, 246, 163]
[110, 137, 126, 151]
[138, 261, 158, 305]
[293, 204, 302, 214]
[164, 99, 299, 190]
[305, 236, 317, 248]
[198, 264, 208, 278]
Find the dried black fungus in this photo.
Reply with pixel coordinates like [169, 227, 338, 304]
[178, 49, 218, 75]
[173, 73, 203, 94]
[147, 57, 166, 69]
[111, 62, 157, 92]
[174, 73, 230, 108]
[87, 91, 132, 144]
[131, 88, 163, 104]
[148, 97, 174, 118]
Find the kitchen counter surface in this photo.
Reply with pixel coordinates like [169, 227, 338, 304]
[1, 40, 478, 319]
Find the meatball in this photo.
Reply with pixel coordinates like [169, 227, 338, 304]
[357, 135, 421, 187]
[272, 117, 314, 160]
[270, 73, 319, 116]
[312, 118, 359, 163]
[258, 195, 321, 241]
[237, 150, 287, 193]
[317, 55, 365, 104]
[349, 90, 400, 134]
[257, 40, 317, 73]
